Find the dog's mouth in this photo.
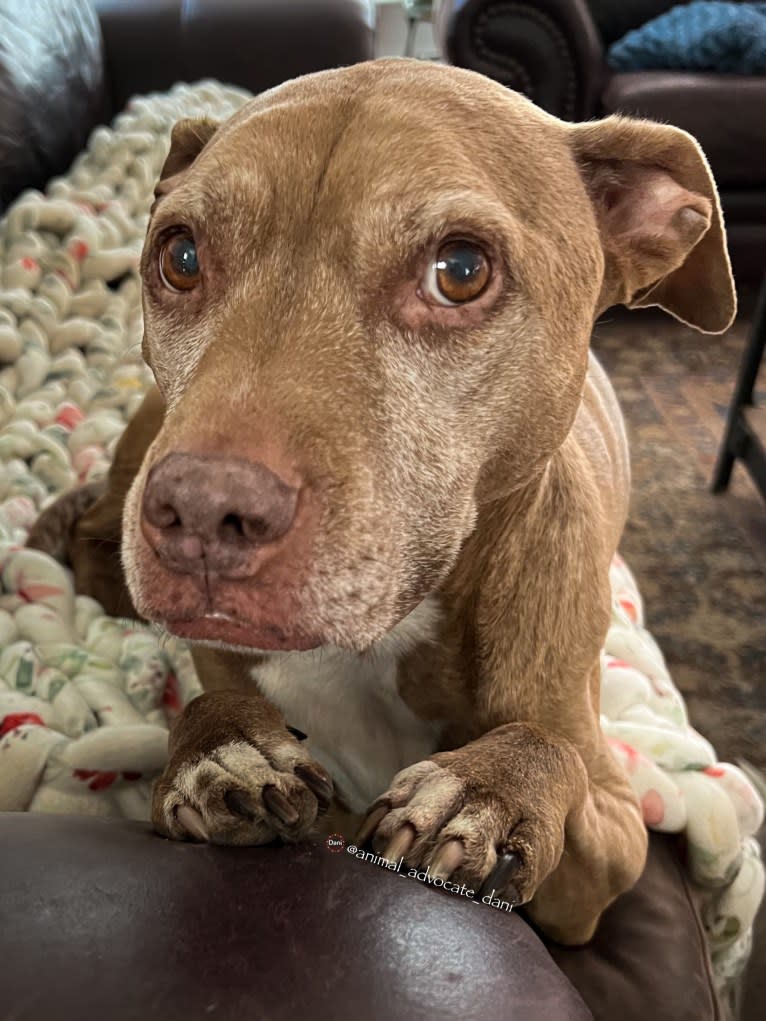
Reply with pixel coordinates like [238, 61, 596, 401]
[163, 612, 322, 652]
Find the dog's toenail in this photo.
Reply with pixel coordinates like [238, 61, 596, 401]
[355, 803, 389, 846]
[176, 805, 209, 841]
[430, 838, 465, 880]
[383, 823, 417, 862]
[262, 785, 300, 826]
[293, 763, 333, 811]
[224, 788, 257, 820]
[478, 851, 522, 902]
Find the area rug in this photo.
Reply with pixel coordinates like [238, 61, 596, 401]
[0, 80, 762, 990]
[592, 304, 766, 772]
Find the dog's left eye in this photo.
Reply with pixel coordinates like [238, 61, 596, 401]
[159, 232, 200, 292]
[423, 240, 491, 306]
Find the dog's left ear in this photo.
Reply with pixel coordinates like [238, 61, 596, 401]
[152, 117, 220, 209]
[570, 116, 736, 333]
[160, 117, 219, 180]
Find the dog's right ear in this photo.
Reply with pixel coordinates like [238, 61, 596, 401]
[152, 117, 220, 208]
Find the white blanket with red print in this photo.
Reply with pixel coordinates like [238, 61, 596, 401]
[0, 81, 761, 990]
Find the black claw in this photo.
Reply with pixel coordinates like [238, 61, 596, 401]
[286, 725, 308, 741]
[224, 788, 258, 820]
[262, 785, 300, 826]
[355, 803, 389, 847]
[294, 762, 334, 812]
[477, 852, 523, 904]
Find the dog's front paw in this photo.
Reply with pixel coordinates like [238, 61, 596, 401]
[357, 724, 584, 906]
[153, 691, 333, 846]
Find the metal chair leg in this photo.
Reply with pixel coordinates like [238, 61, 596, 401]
[712, 274, 766, 493]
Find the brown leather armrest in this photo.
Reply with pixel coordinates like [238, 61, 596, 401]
[435, 0, 604, 120]
[0, 812, 592, 1021]
[547, 834, 722, 1021]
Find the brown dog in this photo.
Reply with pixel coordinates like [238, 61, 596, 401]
[30, 59, 735, 945]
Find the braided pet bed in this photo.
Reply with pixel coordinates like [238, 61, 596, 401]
[0, 81, 762, 990]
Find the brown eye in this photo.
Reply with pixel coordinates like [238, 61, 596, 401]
[159, 232, 200, 292]
[425, 240, 490, 305]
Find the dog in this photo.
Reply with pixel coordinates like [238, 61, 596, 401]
[29, 59, 735, 946]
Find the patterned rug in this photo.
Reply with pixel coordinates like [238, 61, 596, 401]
[592, 302, 766, 1016]
[592, 303, 766, 772]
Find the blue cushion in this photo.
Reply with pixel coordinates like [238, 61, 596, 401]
[607, 1, 766, 74]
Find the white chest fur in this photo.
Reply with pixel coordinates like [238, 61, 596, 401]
[252, 597, 443, 814]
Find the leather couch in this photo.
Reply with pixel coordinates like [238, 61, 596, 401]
[1, 814, 723, 1021]
[437, 0, 766, 279]
[0, 0, 375, 211]
[0, 2, 727, 1019]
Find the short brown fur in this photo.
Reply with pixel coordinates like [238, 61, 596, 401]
[30, 60, 735, 945]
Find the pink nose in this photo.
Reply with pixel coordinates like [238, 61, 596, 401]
[141, 452, 299, 577]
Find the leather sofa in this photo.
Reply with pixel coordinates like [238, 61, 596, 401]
[1, 814, 722, 1021]
[0, 2, 728, 1019]
[437, 0, 766, 279]
[0, 0, 375, 211]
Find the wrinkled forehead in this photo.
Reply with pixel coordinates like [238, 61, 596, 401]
[179, 110, 489, 225]
[165, 64, 572, 232]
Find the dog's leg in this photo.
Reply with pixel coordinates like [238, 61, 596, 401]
[521, 707, 649, 943]
[359, 452, 648, 945]
[26, 480, 106, 561]
[358, 709, 645, 944]
[27, 386, 165, 617]
[26, 388, 335, 842]
[152, 648, 334, 845]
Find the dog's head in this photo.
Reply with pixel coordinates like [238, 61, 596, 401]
[123, 60, 735, 652]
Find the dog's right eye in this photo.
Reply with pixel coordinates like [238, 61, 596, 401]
[159, 232, 201, 292]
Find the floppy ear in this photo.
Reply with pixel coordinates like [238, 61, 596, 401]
[153, 117, 220, 205]
[570, 116, 736, 333]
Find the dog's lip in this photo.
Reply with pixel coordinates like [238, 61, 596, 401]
[163, 612, 322, 652]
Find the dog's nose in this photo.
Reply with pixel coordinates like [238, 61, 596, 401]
[141, 452, 299, 576]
